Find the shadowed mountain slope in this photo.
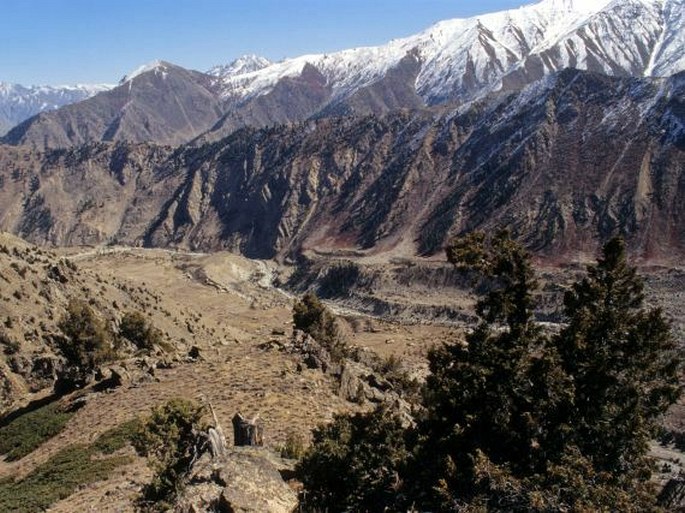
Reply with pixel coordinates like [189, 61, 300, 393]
[0, 70, 682, 260]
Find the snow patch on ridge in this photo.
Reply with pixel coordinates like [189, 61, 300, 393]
[120, 60, 168, 83]
[208, 55, 272, 78]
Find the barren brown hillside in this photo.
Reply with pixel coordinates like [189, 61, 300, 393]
[0, 235, 457, 511]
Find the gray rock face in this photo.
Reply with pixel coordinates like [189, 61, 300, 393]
[318, 51, 424, 119]
[106, 365, 131, 388]
[339, 361, 390, 403]
[285, 330, 332, 372]
[177, 448, 298, 513]
[199, 64, 333, 145]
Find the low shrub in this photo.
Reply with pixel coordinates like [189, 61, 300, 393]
[280, 431, 306, 460]
[132, 398, 207, 512]
[119, 310, 163, 351]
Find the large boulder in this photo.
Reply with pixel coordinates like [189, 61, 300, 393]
[106, 365, 131, 388]
[176, 447, 298, 513]
[232, 413, 264, 446]
[290, 330, 331, 372]
[338, 361, 391, 403]
[337, 361, 416, 427]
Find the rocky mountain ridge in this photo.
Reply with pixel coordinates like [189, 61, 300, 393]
[2, 62, 226, 149]
[0, 69, 682, 260]
[3, 0, 684, 148]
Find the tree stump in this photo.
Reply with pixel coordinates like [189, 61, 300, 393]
[232, 412, 263, 446]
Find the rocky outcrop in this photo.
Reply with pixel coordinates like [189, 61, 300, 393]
[232, 413, 264, 447]
[338, 360, 391, 403]
[176, 448, 298, 513]
[286, 330, 332, 372]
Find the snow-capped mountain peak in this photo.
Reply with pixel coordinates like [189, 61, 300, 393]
[120, 60, 171, 83]
[207, 55, 273, 79]
[538, 0, 613, 13]
[0, 82, 112, 135]
[2, 0, 683, 142]
[211, 0, 685, 106]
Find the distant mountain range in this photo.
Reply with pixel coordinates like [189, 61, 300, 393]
[2, 0, 684, 147]
[0, 83, 111, 136]
[0, 0, 683, 261]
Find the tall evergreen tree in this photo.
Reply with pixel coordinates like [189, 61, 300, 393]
[557, 237, 682, 476]
[415, 234, 681, 511]
[417, 231, 572, 509]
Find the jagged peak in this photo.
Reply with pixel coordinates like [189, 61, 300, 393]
[120, 60, 175, 84]
[535, 0, 613, 12]
[207, 55, 273, 79]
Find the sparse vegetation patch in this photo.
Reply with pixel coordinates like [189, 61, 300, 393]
[0, 401, 74, 461]
[0, 419, 138, 513]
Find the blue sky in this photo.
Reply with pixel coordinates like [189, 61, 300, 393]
[1, 0, 535, 85]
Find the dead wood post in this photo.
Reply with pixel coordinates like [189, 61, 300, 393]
[206, 401, 227, 457]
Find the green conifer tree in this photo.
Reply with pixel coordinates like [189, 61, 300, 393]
[293, 291, 346, 360]
[557, 237, 682, 476]
[418, 231, 572, 509]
